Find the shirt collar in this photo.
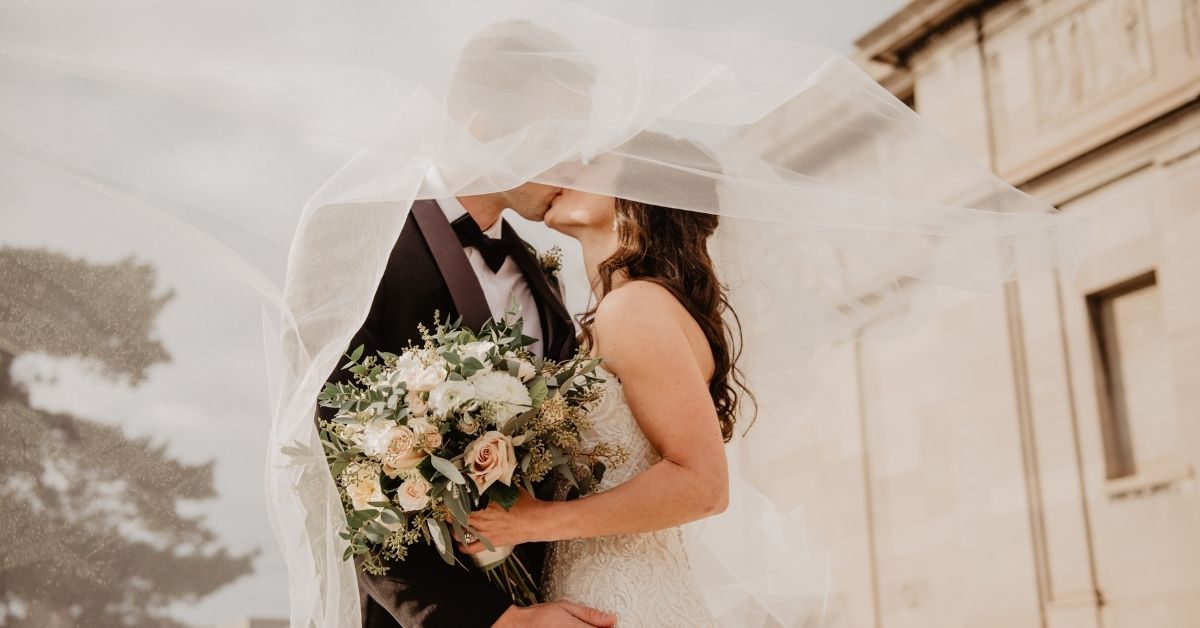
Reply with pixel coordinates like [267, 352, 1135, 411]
[433, 196, 504, 239]
[428, 163, 502, 238]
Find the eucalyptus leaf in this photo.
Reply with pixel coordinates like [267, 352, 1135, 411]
[428, 518, 455, 566]
[505, 359, 522, 378]
[503, 409, 537, 436]
[444, 485, 470, 527]
[430, 455, 467, 485]
[362, 524, 385, 544]
[462, 357, 485, 370]
[448, 515, 467, 547]
[330, 458, 350, 478]
[527, 377, 549, 407]
[352, 508, 380, 522]
[489, 483, 519, 511]
[555, 464, 579, 490]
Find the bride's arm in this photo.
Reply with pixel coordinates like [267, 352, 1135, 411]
[463, 282, 729, 546]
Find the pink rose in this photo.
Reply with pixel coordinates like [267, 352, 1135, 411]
[381, 426, 425, 471]
[395, 477, 432, 512]
[463, 431, 517, 493]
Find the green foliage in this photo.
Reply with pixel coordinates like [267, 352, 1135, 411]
[0, 246, 253, 628]
[318, 305, 624, 603]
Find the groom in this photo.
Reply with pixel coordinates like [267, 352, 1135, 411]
[320, 21, 609, 626]
[322, 181, 614, 628]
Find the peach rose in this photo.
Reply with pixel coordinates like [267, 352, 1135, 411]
[381, 426, 425, 471]
[406, 390, 429, 416]
[421, 430, 443, 452]
[395, 477, 432, 512]
[463, 431, 517, 492]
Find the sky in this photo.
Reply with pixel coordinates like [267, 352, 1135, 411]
[3, 2, 909, 626]
[567, 0, 907, 51]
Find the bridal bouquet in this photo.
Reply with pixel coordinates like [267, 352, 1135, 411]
[315, 313, 621, 605]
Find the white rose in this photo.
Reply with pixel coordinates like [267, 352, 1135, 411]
[346, 468, 387, 511]
[359, 419, 398, 457]
[460, 341, 496, 369]
[393, 357, 448, 392]
[336, 421, 366, 443]
[470, 371, 532, 430]
[463, 431, 517, 493]
[407, 416, 435, 434]
[388, 357, 419, 387]
[395, 477, 432, 512]
[428, 380, 476, 416]
[470, 371, 531, 406]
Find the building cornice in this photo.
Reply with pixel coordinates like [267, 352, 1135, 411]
[855, 0, 993, 65]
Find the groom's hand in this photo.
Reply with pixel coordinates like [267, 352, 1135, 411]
[492, 601, 617, 627]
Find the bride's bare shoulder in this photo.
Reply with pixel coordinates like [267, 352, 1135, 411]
[595, 280, 682, 321]
[591, 280, 713, 381]
[592, 281, 693, 347]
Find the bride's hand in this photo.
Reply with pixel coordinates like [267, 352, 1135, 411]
[456, 487, 554, 553]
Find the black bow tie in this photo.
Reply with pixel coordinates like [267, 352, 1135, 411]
[451, 215, 513, 273]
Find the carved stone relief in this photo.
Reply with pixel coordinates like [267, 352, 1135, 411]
[1184, 0, 1200, 57]
[1031, 0, 1155, 123]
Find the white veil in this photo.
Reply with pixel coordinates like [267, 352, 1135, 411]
[0, 1, 1084, 626]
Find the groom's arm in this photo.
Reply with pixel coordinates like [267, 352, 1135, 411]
[355, 543, 512, 627]
[317, 264, 391, 423]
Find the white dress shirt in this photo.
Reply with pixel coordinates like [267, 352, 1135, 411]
[435, 196, 544, 356]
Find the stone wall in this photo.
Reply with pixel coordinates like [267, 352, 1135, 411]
[770, 1, 1200, 626]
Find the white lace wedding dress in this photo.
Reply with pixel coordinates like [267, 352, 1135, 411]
[542, 366, 717, 627]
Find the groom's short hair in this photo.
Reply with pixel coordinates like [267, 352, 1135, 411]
[447, 21, 596, 141]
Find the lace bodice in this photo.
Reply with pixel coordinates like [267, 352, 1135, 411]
[542, 366, 715, 627]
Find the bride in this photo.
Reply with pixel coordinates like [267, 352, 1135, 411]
[461, 136, 741, 627]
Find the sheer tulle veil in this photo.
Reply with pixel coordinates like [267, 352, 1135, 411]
[0, 0, 1084, 625]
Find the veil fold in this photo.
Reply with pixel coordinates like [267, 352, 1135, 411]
[0, 1, 1084, 625]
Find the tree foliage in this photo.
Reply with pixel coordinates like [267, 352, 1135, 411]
[0, 247, 254, 627]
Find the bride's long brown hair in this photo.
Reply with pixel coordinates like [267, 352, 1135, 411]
[579, 134, 755, 442]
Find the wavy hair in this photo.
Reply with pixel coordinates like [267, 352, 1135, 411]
[580, 134, 755, 441]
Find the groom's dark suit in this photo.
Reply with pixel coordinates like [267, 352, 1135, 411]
[321, 200, 577, 628]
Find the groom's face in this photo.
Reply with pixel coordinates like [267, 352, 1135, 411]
[502, 182, 564, 223]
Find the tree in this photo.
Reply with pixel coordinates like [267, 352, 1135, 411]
[0, 247, 255, 628]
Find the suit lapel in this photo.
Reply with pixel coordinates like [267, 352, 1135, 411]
[502, 222, 576, 360]
[410, 200, 492, 332]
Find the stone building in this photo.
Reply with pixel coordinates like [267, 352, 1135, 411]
[750, 1, 1200, 626]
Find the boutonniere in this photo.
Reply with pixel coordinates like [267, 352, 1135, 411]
[535, 245, 563, 283]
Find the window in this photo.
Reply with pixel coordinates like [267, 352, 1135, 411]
[1087, 271, 1179, 480]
